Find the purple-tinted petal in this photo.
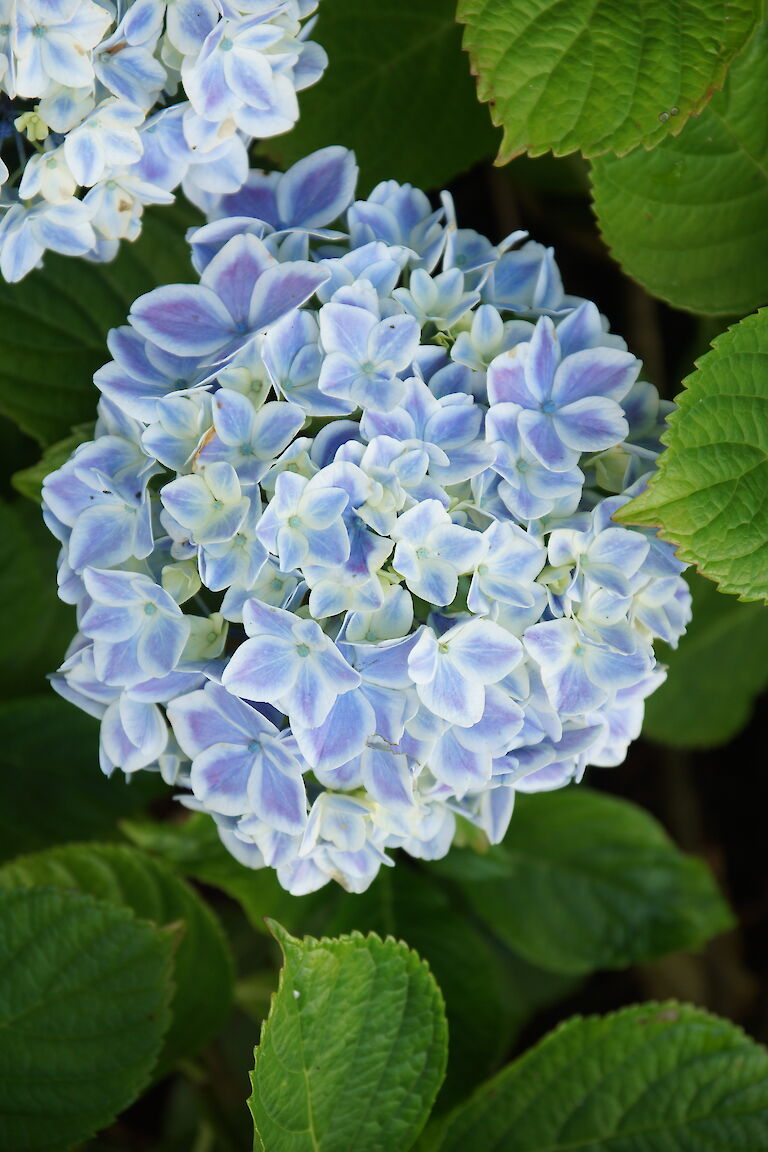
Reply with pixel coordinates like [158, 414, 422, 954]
[224, 46, 274, 109]
[248, 750, 307, 835]
[130, 284, 234, 356]
[548, 661, 606, 716]
[248, 262, 330, 332]
[251, 401, 305, 457]
[361, 745, 414, 809]
[293, 689, 375, 771]
[486, 351, 534, 406]
[168, 688, 240, 756]
[432, 728, 491, 791]
[282, 658, 337, 729]
[518, 409, 579, 471]
[202, 233, 274, 327]
[277, 147, 359, 229]
[191, 744, 252, 815]
[552, 346, 639, 406]
[553, 397, 628, 453]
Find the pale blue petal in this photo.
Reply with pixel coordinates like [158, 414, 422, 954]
[222, 634, 297, 700]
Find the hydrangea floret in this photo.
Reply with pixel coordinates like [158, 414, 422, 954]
[0, 0, 326, 281]
[43, 146, 691, 894]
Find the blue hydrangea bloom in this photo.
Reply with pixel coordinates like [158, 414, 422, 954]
[0, 1, 327, 281]
[43, 147, 691, 895]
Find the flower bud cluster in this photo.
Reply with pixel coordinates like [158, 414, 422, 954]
[43, 146, 691, 894]
[0, 0, 325, 281]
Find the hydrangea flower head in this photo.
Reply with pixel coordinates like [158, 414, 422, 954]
[43, 148, 691, 894]
[0, 0, 327, 281]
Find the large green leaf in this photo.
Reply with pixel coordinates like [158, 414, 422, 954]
[616, 310, 768, 602]
[0, 843, 234, 1072]
[249, 923, 447, 1152]
[0, 696, 164, 862]
[458, 0, 758, 163]
[591, 23, 768, 315]
[438, 788, 733, 976]
[0, 499, 74, 696]
[0, 204, 199, 446]
[123, 814, 575, 1104]
[644, 573, 768, 747]
[267, 0, 499, 191]
[0, 886, 173, 1152]
[432, 1002, 768, 1151]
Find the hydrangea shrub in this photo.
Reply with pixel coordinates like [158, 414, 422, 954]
[0, 0, 326, 281]
[41, 145, 691, 895]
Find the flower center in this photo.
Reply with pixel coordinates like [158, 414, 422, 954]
[296, 643, 311, 658]
[143, 603, 157, 616]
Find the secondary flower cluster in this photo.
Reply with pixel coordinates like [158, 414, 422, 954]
[43, 146, 691, 894]
[0, 0, 325, 281]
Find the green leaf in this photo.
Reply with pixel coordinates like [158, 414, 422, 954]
[249, 923, 447, 1152]
[458, 0, 758, 163]
[267, 0, 500, 191]
[12, 422, 94, 502]
[0, 696, 164, 862]
[616, 310, 768, 602]
[591, 23, 768, 315]
[432, 1002, 768, 1151]
[0, 885, 173, 1152]
[444, 788, 733, 976]
[0, 843, 234, 1072]
[0, 499, 74, 696]
[324, 865, 573, 1107]
[644, 573, 768, 747]
[124, 815, 575, 1107]
[0, 204, 199, 446]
